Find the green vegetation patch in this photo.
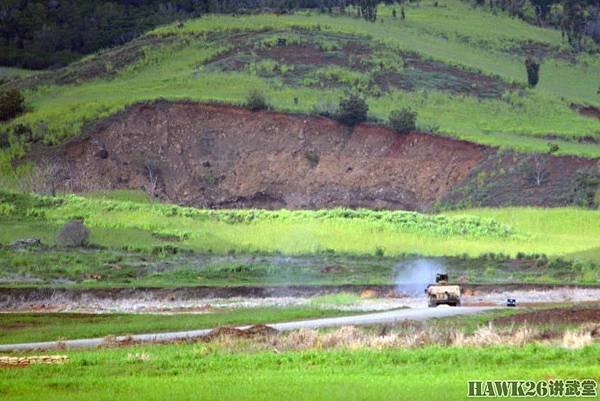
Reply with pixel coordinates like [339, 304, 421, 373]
[0, 191, 519, 239]
[0, 308, 355, 345]
[0, 343, 599, 401]
[309, 293, 361, 306]
[0, 248, 597, 288]
[1, 192, 599, 266]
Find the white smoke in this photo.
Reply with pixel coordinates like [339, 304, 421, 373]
[394, 259, 445, 297]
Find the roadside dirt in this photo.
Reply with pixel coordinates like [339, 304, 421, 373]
[2, 285, 599, 313]
[493, 307, 600, 325]
[206, 324, 279, 340]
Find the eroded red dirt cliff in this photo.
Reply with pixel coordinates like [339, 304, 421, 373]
[58, 102, 485, 210]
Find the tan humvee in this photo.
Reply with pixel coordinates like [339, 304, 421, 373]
[425, 273, 461, 307]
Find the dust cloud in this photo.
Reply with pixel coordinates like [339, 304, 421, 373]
[394, 259, 444, 296]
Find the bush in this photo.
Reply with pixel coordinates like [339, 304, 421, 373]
[56, 219, 90, 247]
[574, 167, 600, 208]
[389, 108, 417, 134]
[525, 58, 540, 87]
[336, 94, 368, 126]
[304, 150, 319, 167]
[0, 130, 9, 149]
[12, 123, 33, 142]
[0, 89, 25, 121]
[245, 89, 269, 112]
[547, 142, 559, 154]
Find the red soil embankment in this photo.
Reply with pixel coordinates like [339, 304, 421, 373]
[58, 102, 484, 210]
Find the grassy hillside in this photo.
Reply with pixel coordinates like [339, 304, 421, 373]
[0, 68, 34, 82]
[1, 191, 599, 265]
[1, 1, 599, 166]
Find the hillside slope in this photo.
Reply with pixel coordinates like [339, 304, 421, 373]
[1, 0, 599, 165]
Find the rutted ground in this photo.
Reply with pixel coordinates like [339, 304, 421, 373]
[2, 285, 600, 313]
[44, 101, 597, 211]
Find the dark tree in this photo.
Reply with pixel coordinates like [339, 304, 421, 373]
[389, 108, 417, 134]
[525, 58, 540, 87]
[336, 93, 368, 126]
[245, 89, 269, 112]
[561, 0, 587, 51]
[358, 0, 378, 21]
[0, 89, 25, 121]
[530, 0, 558, 23]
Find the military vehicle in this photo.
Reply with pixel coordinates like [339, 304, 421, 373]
[425, 273, 461, 307]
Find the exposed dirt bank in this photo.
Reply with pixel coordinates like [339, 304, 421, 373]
[43, 101, 597, 210]
[55, 102, 484, 210]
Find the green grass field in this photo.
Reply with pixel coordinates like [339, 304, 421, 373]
[0, 191, 598, 288]
[1, 191, 598, 263]
[1, 343, 599, 401]
[0, 308, 357, 345]
[2, 0, 599, 164]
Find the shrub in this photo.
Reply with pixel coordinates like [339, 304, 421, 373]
[389, 108, 417, 134]
[56, 219, 90, 247]
[0, 88, 25, 121]
[547, 142, 559, 154]
[0, 130, 9, 149]
[312, 99, 337, 117]
[244, 89, 268, 112]
[574, 167, 600, 208]
[336, 94, 368, 126]
[304, 150, 319, 167]
[12, 123, 33, 142]
[525, 58, 540, 87]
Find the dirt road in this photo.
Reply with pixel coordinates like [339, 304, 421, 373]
[0, 306, 492, 352]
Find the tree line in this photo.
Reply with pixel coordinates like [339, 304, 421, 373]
[1, 0, 355, 69]
[472, 0, 600, 51]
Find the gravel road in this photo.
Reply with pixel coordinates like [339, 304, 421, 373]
[0, 306, 493, 352]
